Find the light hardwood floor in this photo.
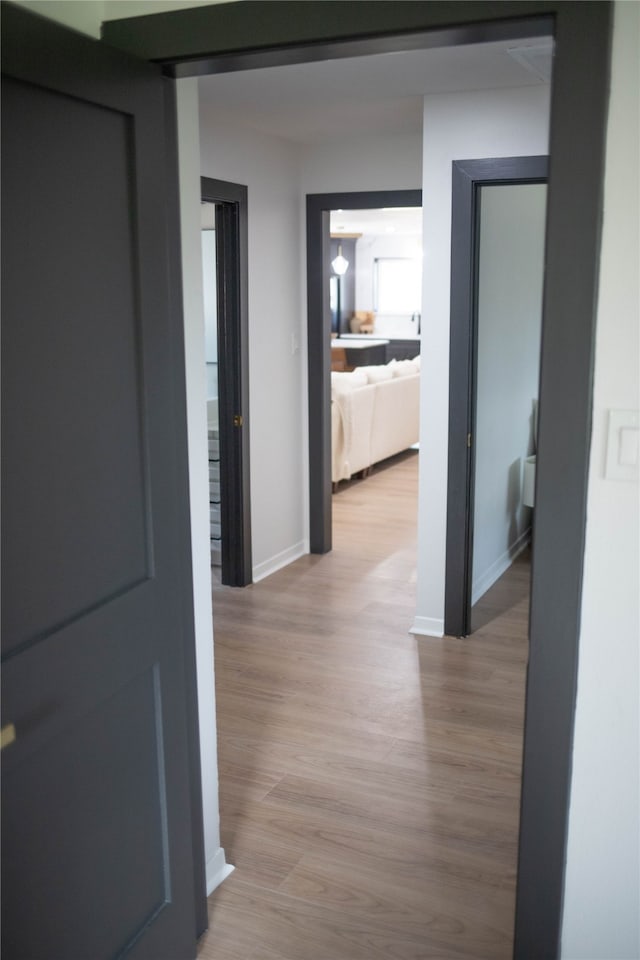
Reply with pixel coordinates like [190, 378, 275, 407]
[198, 450, 530, 960]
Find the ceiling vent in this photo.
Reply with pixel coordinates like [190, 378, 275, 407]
[507, 40, 554, 82]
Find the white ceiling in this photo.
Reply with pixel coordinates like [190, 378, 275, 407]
[198, 37, 553, 144]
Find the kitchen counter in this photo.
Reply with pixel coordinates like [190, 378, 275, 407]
[331, 337, 390, 349]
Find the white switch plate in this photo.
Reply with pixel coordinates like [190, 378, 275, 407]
[619, 426, 639, 466]
[605, 410, 639, 481]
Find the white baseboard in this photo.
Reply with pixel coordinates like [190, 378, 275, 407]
[471, 528, 531, 606]
[410, 615, 444, 638]
[206, 847, 234, 896]
[252, 540, 307, 583]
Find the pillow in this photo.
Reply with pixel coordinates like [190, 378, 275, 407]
[331, 369, 368, 397]
[391, 359, 419, 377]
[357, 364, 394, 384]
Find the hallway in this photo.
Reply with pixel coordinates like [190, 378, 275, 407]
[198, 450, 530, 960]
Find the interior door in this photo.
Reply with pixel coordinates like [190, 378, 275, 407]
[470, 182, 546, 625]
[444, 156, 548, 638]
[1, 6, 202, 958]
[201, 176, 252, 588]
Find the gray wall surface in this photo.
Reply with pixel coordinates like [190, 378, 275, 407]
[472, 182, 547, 602]
[201, 225, 218, 400]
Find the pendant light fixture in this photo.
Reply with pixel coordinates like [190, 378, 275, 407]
[331, 243, 349, 276]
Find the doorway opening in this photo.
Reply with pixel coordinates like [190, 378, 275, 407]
[200, 202, 222, 570]
[198, 49, 550, 957]
[328, 205, 423, 586]
[444, 157, 548, 638]
[306, 190, 422, 553]
[201, 177, 252, 587]
[102, 3, 614, 952]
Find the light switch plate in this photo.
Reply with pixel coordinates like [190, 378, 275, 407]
[605, 410, 639, 481]
[619, 426, 639, 466]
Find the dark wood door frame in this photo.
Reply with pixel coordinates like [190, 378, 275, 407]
[105, 4, 613, 955]
[201, 176, 252, 586]
[445, 156, 548, 639]
[306, 189, 421, 554]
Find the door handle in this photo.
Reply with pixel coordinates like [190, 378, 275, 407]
[1, 723, 16, 750]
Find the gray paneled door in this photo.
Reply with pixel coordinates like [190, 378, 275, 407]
[1, 6, 201, 959]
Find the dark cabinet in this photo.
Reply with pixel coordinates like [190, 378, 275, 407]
[386, 339, 421, 362]
[344, 342, 388, 367]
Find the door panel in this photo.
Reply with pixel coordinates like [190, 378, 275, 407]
[3, 668, 167, 959]
[1, 7, 200, 959]
[2, 76, 149, 654]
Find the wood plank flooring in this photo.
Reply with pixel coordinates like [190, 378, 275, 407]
[198, 450, 530, 960]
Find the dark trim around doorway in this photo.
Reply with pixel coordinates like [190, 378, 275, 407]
[201, 176, 252, 586]
[102, 1, 553, 77]
[306, 189, 422, 554]
[105, 3, 614, 955]
[444, 155, 548, 640]
[514, 10, 612, 954]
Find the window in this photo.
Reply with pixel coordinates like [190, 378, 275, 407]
[374, 257, 422, 315]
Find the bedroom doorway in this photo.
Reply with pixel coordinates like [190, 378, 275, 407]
[444, 158, 548, 638]
[201, 177, 252, 587]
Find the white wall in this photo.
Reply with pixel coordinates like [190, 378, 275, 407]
[412, 85, 551, 638]
[198, 107, 307, 580]
[472, 183, 546, 603]
[561, 3, 640, 955]
[300, 131, 422, 195]
[202, 228, 218, 364]
[175, 79, 230, 895]
[201, 227, 218, 401]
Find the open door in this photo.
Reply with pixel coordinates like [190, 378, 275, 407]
[201, 176, 252, 587]
[444, 156, 548, 638]
[1, 5, 204, 957]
